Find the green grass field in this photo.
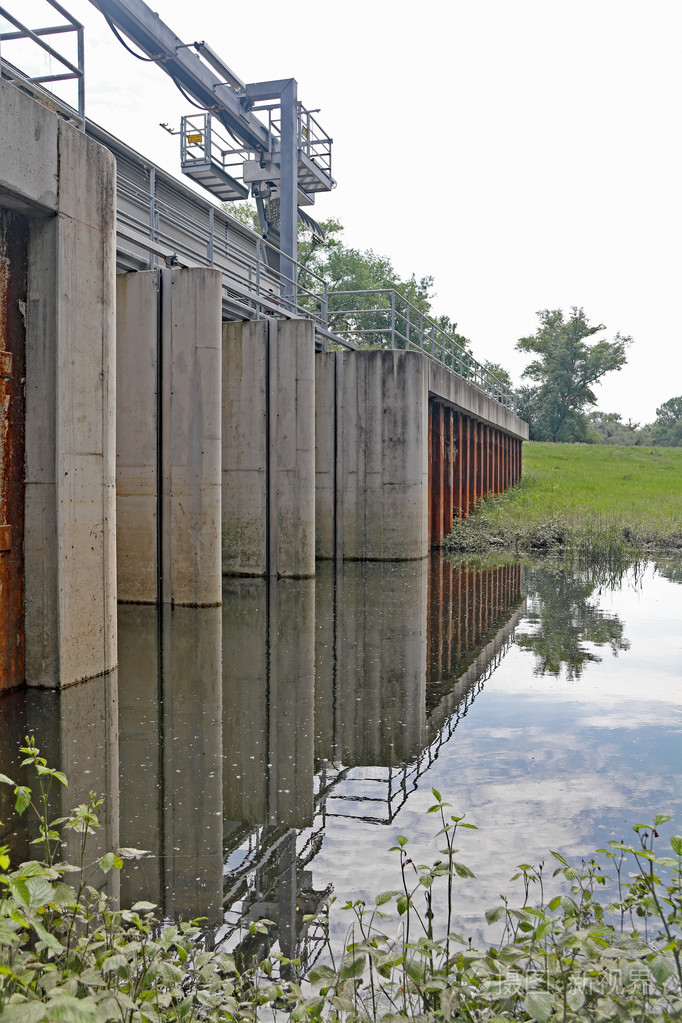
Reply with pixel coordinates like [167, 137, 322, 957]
[444, 442, 682, 557]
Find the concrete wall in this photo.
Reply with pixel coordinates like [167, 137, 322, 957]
[316, 350, 429, 561]
[116, 267, 223, 606]
[222, 318, 315, 578]
[0, 79, 117, 688]
[316, 348, 529, 562]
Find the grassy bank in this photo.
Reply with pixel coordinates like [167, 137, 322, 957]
[444, 442, 682, 559]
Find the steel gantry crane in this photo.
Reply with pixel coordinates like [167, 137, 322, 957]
[87, 0, 335, 305]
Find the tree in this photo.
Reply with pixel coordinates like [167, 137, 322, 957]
[516, 308, 631, 442]
[651, 395, 682, 446]
[225, 201, 471, 352]
[586, 411, 650, 446]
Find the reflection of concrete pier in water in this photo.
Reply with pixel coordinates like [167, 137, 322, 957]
[0, 674, 120, 901]
[314, 558, 524, 824]
[118, 605, 223, 927]
[219, 559, 524, 965]
[0, 557, 524, 967]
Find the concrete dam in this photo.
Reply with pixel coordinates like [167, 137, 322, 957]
[0, 2, 528, 693]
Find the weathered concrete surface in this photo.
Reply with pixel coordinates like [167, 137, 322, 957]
[222, 319, 315, 578]
[316, 350, 429, 561]
[222, 321, 267, 576]
[6, 79, 119, 689]
[316, 349, 528, 561]
[116, 267, 223, 606]
[0, 80, 59, 213]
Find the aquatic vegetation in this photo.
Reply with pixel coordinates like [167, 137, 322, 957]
[1, 743, 682, 1020]
[444, 441, 682, 560]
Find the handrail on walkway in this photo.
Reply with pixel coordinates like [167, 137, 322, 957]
[0, 1, 84, 128]
[321, 288, 517, 412]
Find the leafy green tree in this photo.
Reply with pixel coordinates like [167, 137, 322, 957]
[651, 395, 682, 446]
[586, 410, 650, 446]
[516, 308, 631, 442]
[226, 202, 471, 352]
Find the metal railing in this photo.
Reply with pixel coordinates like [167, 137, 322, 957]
[0, 0, 84, 128]
[325, 289, 517, 411]
[100, 123, 516, 409]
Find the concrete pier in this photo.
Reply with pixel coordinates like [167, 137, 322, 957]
[222, 319, 315, 578]
[116, 267, 223, 606]
[316, 349, 528, 561]
[0, 78, 117, 689]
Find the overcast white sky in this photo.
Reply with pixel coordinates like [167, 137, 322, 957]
[11, 0, 682, 423]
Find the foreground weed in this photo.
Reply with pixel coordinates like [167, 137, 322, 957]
[2, 745, 682, 1022]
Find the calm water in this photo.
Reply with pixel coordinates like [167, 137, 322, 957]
[1, 557, 681, 961]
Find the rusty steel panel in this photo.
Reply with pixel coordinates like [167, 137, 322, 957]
[427, 401, 433, 547]
[442, 407, 452, 541]
[0, 211, 28, 694]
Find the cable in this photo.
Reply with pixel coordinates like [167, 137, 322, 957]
[172, 77, 207, 112]
[103, 13, 160, 62]
[103, 12, 206, 112]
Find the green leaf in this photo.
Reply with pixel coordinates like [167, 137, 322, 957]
[8, 878, 31, 906]
[45, 995, 101, 1023]
[26, 876, 55, 908]
[308, 964, 337, 988]
[14, 786, 31, 815]
[650, 955, 673, 985]
[131, 900, 157, 912]
[397, 895, 409, 915]
[0, 773, 15, 786]
[567, 986, 585, 1011]
[485, 905, 505, 924]
[158, 960, 183, 984]
[339, 954, 365, 981]
[117, 847, 150, 859]
[102, 953, 128, 974]
[375, 890, 398, 906]
[431, 788, 442, 802]
[653, 813, 671, 826]
[0, 1005, 49, 1023]
[670, 835, 682, 856]
[524, 989, 554, 1023]
[33, 917, 65, 952]
[99, 852, 115, 874]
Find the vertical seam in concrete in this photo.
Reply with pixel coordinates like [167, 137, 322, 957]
[155, 269, 163, 607]
[333, 353, 343, 562]
[160, 269, 173, 604]
[266, 318, 278, 579]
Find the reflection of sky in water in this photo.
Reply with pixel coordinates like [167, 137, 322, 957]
[1, 559, 680, 955]
[312, 563, 682, 945]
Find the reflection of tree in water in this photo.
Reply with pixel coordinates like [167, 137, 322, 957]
[655, 562, 682, 585]
[516, 565, 629, 680]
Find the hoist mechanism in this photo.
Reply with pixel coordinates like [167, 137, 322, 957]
[88, 0, 335, 300]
